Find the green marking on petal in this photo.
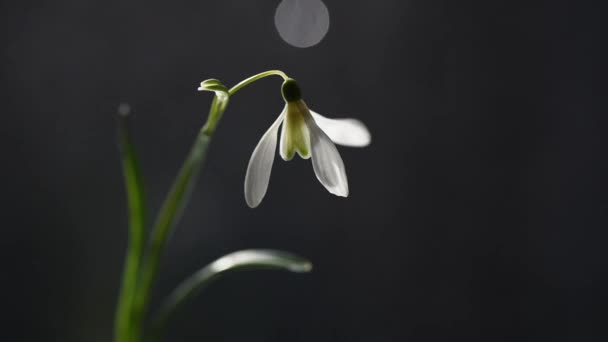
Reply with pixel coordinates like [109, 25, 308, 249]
[280, 102, 311, 160]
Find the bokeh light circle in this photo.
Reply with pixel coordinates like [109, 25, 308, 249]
[274, 0, 330, 48]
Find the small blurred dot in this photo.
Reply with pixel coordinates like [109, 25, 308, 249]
[117, 103, 131, 116]
[274, 0, 330, 48]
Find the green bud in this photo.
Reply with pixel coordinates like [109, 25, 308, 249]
[198, 79, 229, 96]
[281, 78, 302, 102]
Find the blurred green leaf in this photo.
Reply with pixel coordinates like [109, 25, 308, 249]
[150, 249, 312, 339]
[114, 104, 148, 342]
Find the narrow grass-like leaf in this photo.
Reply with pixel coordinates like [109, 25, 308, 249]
[150, 249, 312, 340]
[114, 104, 147, 342]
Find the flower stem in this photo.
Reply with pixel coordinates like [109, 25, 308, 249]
[121, 70, 289, 342]
[228, 69, 288, 96]
[130, 105, 220, 342]
[199, 70, 286, 136]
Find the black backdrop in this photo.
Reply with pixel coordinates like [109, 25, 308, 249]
[2, 1, 607, 341]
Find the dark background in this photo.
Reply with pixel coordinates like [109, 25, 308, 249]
[2, 0, 607, 341]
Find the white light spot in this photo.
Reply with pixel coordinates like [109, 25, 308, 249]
[274, 0, 330, 48]
[117, 103, 131, 116]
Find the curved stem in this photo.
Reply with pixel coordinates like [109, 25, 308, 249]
[202, 70, 287, 136]
[228, 70, 287, 96]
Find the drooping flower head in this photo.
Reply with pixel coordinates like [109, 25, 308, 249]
[244, 78, 371, 208]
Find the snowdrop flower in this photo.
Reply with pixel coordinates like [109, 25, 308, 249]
[244, 78, 371, 208]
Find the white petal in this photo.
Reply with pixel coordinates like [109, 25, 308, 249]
[244, 112, 285, 208]
[310, 111, 371, 147]
[307, 118, 349, 197]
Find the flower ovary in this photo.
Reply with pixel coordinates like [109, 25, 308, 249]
[281, 78, 302, 102]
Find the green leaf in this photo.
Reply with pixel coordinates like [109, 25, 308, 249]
[114, 104, 148, 342]
[150, 249, 312, 340]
